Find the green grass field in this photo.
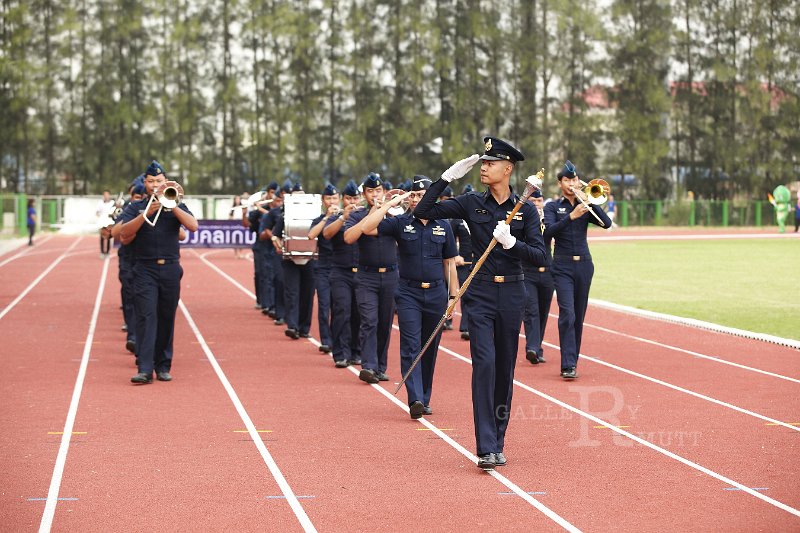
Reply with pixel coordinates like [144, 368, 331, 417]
[589, 238, 800, 341]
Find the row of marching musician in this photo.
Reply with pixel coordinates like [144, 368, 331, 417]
[109, 161, 198, 385]
[240, 136, 611, 471]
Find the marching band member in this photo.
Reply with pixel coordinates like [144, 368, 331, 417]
[543, 161, 611, 380]
[414, 136, 547, 470]
[119, 160, 197, 384]
[112, 179, 145, 355]
[96, 189, 115, 258]
[452, 183, 475, 340]
[259, 186, 286, 325]
[344, 173, 398, 384]
[522, 189, 553, 365]
[308, 183, 339, 353]
[322, 180, 363, 368]
[359, 177, 458, 419]
[272, 182, 315, 340]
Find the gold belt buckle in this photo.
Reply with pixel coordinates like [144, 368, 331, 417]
[494, 275, 504, 283]
[572, 255, 580, 261]
[378, 267, 387, 273]
[351, 267, 358, 273]
[538, 267, 546, 272]
[421, 282, 431, 289]
[156, 259, 166, 265]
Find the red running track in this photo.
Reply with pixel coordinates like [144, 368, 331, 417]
[0, 235, 798, 532]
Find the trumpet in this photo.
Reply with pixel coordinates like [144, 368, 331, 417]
[571, 178, 611, 227]
[144, 180, 184, 226]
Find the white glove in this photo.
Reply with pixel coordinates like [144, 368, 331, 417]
[493, 221, 516, 250]
[442, 154, 480, 182]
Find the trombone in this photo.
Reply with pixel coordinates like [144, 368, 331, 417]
[571, 178, 610, 227]
[230, 190, 276, 214]
[144, 181, 184, 226]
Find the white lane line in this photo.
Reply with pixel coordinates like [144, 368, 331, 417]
[536, 339, 800, 433]
[198, 253, 581, 532]
[1, 237, 82, 322]
[0, 235, 55, 267]
[305, 332, 581, 532]
[178, 300, 317, 533]
[39, 254, 110, 532]
[587, 298, 800, 350]
[436, 343, 800, 518]
[570, 319, 800, 384]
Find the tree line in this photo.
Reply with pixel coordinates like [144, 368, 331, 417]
[1, 0, 797, 200]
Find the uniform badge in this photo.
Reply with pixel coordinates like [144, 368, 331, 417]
[506, 210, 523, 221]
[403, 224, 416, 233]
[558, 207, 566, 213]
[484, 138, 493, 152]
[432, 225, 446, 236]
[475, 208, 488, 215]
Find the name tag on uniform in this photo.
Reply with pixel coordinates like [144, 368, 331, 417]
[474, 208, 488, 215]
[403, 225, 416, 233]
[506, 211, 523, 221]
[432, 225, 446, 236]
[558, 207, 567, 213]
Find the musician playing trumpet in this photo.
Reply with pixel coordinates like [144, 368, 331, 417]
[119, 160, 198, 385]
[543, 161, 611, 380]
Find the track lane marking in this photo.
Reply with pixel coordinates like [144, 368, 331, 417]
[178, 299, 316, 533]
[198, 252, 581, 532]
[0, 234, 55, 267]
[0, 237, 82, 322]
[38, 253, 109, 532]
[575, 319, 800, 384]
[435, 343, 800, 518]
[530, 338, 800, 433]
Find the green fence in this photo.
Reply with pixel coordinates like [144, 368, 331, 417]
[616, 200, 785, 227]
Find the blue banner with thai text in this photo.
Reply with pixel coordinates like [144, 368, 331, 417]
[179, 219, 257, 248]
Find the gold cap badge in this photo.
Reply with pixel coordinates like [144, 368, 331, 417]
[485, 138, 493, 152]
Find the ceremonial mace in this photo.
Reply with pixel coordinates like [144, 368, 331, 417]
[394, 170, 544, 395]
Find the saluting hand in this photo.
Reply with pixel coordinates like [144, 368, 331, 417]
[442, 154, 480, 182]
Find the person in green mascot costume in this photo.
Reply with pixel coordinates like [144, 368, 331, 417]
[768, 185, 791, 233]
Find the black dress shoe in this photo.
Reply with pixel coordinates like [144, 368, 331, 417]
[121, 324, 128, 332]
[284, 328, 300, 339]
[561, 367, 577, 380]
[423, 406, 433, 416]
[443, 322, 453, 331]
[359, 369, 379, 384]
[525, 350, 539, 365]
[319, 344, 331, 353]
[477, 453, 496, 470]
[131, 372, 152, 384]
[348, 358, 362, 366]
[299, 332, 310, 338]
[156, 371, 172, 382]
[267, 309, 277, 318]
[537, 354, 546, 363]
[494, 452, 507, 466]
[409, 401, 425, 419]
[334, 359, 349, 368]
[125, 340, 136, 354]
[375, 371, 389, 382]
[460, 331, 470, 340]
[274, 318, 286, 326]
[261, 307, 270, 315]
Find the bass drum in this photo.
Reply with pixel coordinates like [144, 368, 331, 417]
[282, 193, 321, 265]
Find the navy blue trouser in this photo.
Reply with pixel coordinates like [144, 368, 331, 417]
[271, 251, 284, 319]
[355, 270, 398, 373]
[257, 246, 276, 311]
[314, 263, 332, 347]
[119, 257, 136, 344]
[282, 259, 315, 335]
[396, 281, 446, 407]
[330, 267, 361, 362]
[523, 270, 554, 356]
[252, 245, 263, 307]
[456, 265, 471, 332]
[551, 259, 594, 370]
[132, 262, 183, 375]
[463, 279, 526, 455]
